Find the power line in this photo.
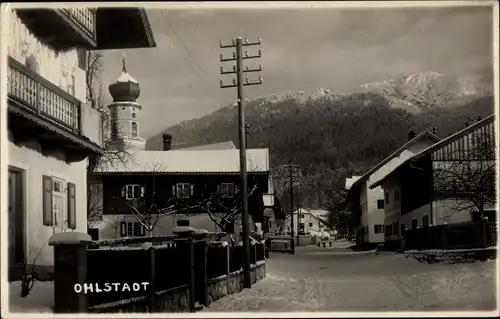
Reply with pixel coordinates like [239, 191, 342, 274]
[160, 12, 208, 80]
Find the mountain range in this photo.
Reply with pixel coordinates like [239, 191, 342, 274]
[145, 71, 495, 211]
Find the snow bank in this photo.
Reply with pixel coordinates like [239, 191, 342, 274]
[8, 281, 54, 313]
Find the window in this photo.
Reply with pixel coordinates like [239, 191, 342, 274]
[123, 184, 143, 200]
[42, 176, 75, 229]
[377, 199, 384, 209]
[412, 218, 418, 230]
[131, 122, 138, 137]
[374, 224, 384, 234]
[52, 178, 66, 227]
[392, 221, 398, 236]
[176, 183, 191, 198]
[319, 224, 324, 228]
[220, 183, 235, 198]
[309, 222, 313, 227]
[422, 215, 429, 228]
[394, 189, 400, 203]
[386, 224, 392, 236]
[120, 221, 145, 237]
[77, 48, 87, 70]
[385, 192, 390, 204]
[400, 224, 406, 236]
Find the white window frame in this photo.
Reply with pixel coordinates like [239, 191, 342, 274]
[394, 188, 400, 203]
[121, 221, 145, 237]
[125, 184, 142, 200]
[176, 183, 191, 199]
[52, 177, 66, 227]
[220, 183, 235, 198]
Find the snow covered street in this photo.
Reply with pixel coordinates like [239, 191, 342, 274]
[203, 245, 497, 312]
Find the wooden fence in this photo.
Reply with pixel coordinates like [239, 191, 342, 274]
[405, 220, 497, 251]
[51, 233, 266, 313]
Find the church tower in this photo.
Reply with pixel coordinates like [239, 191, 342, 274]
[107, 56, 146, 151]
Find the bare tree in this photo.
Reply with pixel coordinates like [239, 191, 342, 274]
[86, 50, 135, 227]
[111, 158, 262, 244]
[432, 126, 496, 219]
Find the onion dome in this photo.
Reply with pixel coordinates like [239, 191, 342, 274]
[108, 57, 140, 102]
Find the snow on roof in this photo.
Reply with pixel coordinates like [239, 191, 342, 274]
[176, 140, 236, 151]
[348, 130, 441, 192]
[116, 71, 138, 84]
[369, 114, 495, 189]
[95, 148, 270, 174]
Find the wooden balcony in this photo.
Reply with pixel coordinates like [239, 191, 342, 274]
[7, 57, 104, 161]
[15, 7, 156, 51]
[15, 8, 97, 50]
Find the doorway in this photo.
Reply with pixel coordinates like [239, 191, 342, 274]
[8, 167, 25, 280]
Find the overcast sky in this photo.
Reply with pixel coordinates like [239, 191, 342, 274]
[100, 5, 494, 138]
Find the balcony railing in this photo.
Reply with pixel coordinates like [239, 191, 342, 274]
[59, 8, 96, 41]
[7, 57, 81, 134]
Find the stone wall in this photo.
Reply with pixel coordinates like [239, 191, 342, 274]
[206, 262, 267, 305]
[88, 285, 189, 313]
[207, 275, 229, 304]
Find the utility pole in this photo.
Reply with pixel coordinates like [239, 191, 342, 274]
[284, 161, 300, 254]
[296, 186, 302, 245]
[220, 36, 262, 289]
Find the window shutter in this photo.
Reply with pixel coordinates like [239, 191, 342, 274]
[217, 185, 221, 194]
[172, 185, 176, 196]
[140, 224, 146, 236]
[140, 186, 145, 198]
[42, 175, 53, 226]
[67, 182, 77, 229]
[120, 222, 126, 237]
[190, 184, 194, 196]
[121, 186, 126, 198]
[235, 185, 240, 194]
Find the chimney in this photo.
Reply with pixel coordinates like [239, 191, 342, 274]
[408, 130, 416, 140]
[465, 121, 469, 128]
[162, 134, 172, 151]
[431, 126, 437, 135]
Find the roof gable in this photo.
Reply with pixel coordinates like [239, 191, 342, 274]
[349, 130, 441, 191]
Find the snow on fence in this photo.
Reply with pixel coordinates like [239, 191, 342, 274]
[49, 232, 266, 313]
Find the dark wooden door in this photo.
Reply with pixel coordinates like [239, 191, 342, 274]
[8, 168, 25, 280]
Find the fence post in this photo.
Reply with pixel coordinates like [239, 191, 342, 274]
[195, 238, 208, 306]
[173, 225, 196, 312]
[48, 232, 92, 313]
[144, 242, 156, 312]
[442, 223, 447, 250]
[481, 218, 488, 248]
[226, 244, 231, 293]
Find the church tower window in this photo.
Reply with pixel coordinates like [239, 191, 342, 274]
[131, 122, 138, 137]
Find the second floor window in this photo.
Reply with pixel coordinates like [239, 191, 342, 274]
[394, 189, 400, 203]
[377, 199, 384, 209]
[123, 184, 144, 200]
[220, 183, 235, 198]
[385, 192, 390, 204]
[175, 183, 192, 198]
